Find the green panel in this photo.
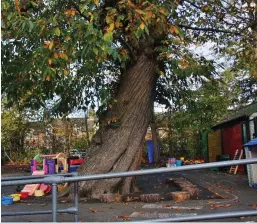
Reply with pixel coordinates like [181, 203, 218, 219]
[201, 131, 208, 162]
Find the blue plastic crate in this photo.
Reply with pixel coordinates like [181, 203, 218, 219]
[2, 196, 13, 205]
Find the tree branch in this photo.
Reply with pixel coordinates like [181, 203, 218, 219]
[178, 24, 240, 35]
[118, 37, 137, 62]
[182, 0, 201, 10]
[69, 1, 89, 20]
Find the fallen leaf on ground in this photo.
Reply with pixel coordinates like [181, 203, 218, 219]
[40, 203, 47, 207]
[89, 208, 104, 213]
[60, 200, 67, 203]
[214, 204, 225, 208]
[248, 204, 257, 210]
[116, 215, 131, 221]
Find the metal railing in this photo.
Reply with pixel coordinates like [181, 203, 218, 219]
[2, 158, 257, 222]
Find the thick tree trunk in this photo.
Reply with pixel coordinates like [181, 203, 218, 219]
[84, 112, 90, 146]
[77, 54, 157, 199]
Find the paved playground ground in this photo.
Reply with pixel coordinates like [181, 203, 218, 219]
[1, 167, 257, 222]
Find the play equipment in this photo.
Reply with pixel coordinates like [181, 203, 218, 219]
[40, 184, 52, 194]
[34, 190, 44, 197]
[19, 191, 29, 199]
[1, 196, 13, 205]
[30, 153, 69, 175]
[10, 194, 21, 202]
[18, 153, 85, 197]
[21, 184, 40, 196]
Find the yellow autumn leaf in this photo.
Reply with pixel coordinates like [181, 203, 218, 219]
[64, 9, 76, 17]
[106, 15, 113, 24]
[55, 27, 61, 36]
[43, 42, 49, 49]
[45, 75, 51, 81]
[94, 0, 99, 6]
[170, 25, 177, 34]
[97, 57, 102, 63]
[64, 70, 69, 75]
[48, 58, 52, 65]
[147, 11, 153, 18]
[159, 8, 168, 15]
[59, 52, 68, 60]
[53, 52, 59, 59]
[160, 71, 164, 76]
[107, 23, 115, 32]
[135, 9, 144, 15]
[121, 49, 127, 57]
[88, 12, 94, 22]
[115, 22, 122, 28]
[49, 41, 54, 50]
[140, 22, 145, 30]
[65, 36, 71, 41]
[70, 9, 76, 16]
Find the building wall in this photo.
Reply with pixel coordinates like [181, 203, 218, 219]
[222, 124, 245, 173]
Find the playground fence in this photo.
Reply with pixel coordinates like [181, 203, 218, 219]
[2, 158, 257, 222]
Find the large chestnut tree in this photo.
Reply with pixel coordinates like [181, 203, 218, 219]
[2, 0, 256, 198]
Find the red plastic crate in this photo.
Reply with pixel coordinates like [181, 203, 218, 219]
[69, 158, 85, 165]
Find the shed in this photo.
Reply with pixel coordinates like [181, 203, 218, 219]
[244, 138, 257, 188]
[206, 103, 257, 173]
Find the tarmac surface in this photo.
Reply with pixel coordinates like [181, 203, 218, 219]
[1, 165, 257, 222]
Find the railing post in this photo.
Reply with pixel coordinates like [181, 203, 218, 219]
[74, 181, 79, 222]
[52, 183, 58, 222]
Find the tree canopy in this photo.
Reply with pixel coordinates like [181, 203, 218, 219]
[2, 0, 256, 115]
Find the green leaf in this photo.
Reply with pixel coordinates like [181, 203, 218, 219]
[22, 22, 26, 31]
[28, 21, 34, 32]
[103, 32, 113, 42]
[178, 28, 184, 39]
[93, 48, 99, 55]
[55, 27, 61, 36]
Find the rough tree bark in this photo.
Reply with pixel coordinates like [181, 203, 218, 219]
[76, 53, 157, 199]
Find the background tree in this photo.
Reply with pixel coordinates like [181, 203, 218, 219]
[1, 100, 29, 163]
[2, 0, 256, 199]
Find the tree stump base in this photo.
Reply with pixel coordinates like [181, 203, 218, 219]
[166, 178, 174, 184]
[182, 187, 200, 197]
[100, 193, 120, 203]
[140, 194, 161, 202]
[169, 191, 190, 202]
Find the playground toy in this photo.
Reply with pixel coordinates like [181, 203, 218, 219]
[19, 191, 29, 199]
[34, 190, 44, 197]
[10, 194, 21, 202]
[31, 153, 69, 175]
[1, 196, 13, 205]
[40, 184, 52, 194]
[22, 153, 85, 196]
[21, 184, 40, 196]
